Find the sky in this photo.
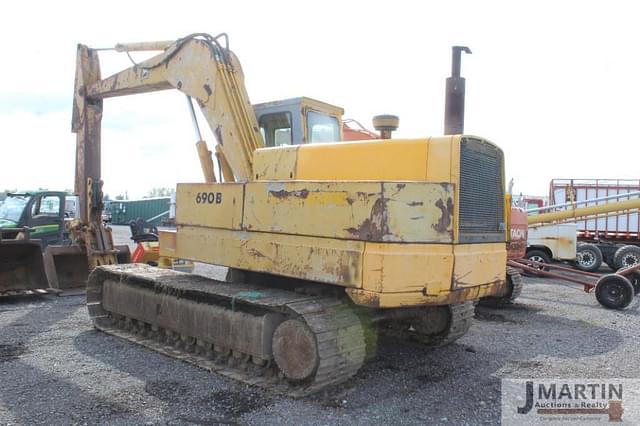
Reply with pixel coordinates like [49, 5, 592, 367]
[1, 0, 639, 199]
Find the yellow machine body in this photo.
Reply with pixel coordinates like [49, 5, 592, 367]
[161, 135, 508, 308]
[71, 34, 512, 395]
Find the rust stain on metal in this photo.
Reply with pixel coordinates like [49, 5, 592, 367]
[203, 84, 212, 97]
[247, 248, 266, 258]
[353, 291, 381, 308]
[332, 260, 352, 285]
[269, 189, 310, 200]
[214, 126, 224, 145]
[344, 198, 389, 241]
[432, 197, 454, 234]
[388, 183, 407, 197]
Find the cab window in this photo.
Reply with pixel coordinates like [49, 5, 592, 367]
[31, 195, 61, 217]
[308, 111, 340, 143]
[259, 112, 292, 147]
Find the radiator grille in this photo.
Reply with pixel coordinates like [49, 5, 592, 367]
[459, 137, 505, 243]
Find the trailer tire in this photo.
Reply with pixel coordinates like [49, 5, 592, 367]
[595, 274, 634, 309]
[613, 245, 640, 270]
[575, 243, 602, 272]
[617, 268, 640, 295]
[524, 249, 551, 274]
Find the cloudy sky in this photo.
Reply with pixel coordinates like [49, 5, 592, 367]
[1, 1, 638, 199]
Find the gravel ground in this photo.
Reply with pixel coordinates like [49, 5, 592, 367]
[1, 226, 639, 425]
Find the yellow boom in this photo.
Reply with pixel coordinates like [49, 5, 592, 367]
[528, 198, 640, 225]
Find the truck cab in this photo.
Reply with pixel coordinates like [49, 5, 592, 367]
[0, 191, 77, 248]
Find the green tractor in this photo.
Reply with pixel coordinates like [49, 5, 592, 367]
[0, 191, 76, 295]
[0, 191, 76, 246]
[0, 191, 131, 295]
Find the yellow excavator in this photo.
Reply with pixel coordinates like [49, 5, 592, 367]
[60, 33, 515, 396]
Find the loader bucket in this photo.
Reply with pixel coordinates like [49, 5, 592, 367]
[0, 240, 49, 294]
[44, 245, 131, 290]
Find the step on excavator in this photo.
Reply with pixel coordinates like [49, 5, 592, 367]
[60, 33, 515, 396]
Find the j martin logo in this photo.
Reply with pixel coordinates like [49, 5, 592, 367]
[502, 379, 640, 425]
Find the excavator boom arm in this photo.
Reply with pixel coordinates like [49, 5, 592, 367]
[74, 34, 263, 183]
[69, 33, 264, 271]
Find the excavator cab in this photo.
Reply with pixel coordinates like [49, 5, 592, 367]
[254, 97, 344, 146]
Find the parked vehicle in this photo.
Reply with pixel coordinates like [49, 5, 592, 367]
[525, 186, 640, 272]
[549, 179, 640, 271]
[0, 191, 75, 294]
[0, 191, 75, 248]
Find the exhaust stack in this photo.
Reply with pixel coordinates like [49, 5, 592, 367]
[444, 46, 471, 135]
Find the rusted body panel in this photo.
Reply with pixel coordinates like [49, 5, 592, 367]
[161, 224, 505, 307]
[163, 227, 364, 288]
[528, 223, 577, 261]
[243, 181, 453, 243]
[361, 243, 453, 294]
[452, 243, 506, 288]
[508, 207, 528, 259]
[346, 280, 507, 308]
[161, 134, 507, 309]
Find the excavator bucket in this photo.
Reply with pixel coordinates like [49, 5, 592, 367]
[0, 240, 49, 295]
[44, 245, 131, 290]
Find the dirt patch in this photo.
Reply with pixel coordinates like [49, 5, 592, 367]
[474, 310, 519, 324]
[0, 343, 27, 362]
[144, 380, 190, 402]
[176, 416, 241, 426]
[200, 389, 272, 418]
[414, 369, 450, 383]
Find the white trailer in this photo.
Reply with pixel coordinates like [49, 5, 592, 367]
[527, 182, 640, 271]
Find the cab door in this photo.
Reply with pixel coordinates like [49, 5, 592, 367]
[25, 193, 65, 248]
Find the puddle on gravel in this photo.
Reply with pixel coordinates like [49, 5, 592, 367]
[0, 343, 27, 362]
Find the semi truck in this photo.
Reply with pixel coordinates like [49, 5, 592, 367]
[525, 183, 640, 272]
[549, 179, 640, 271]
